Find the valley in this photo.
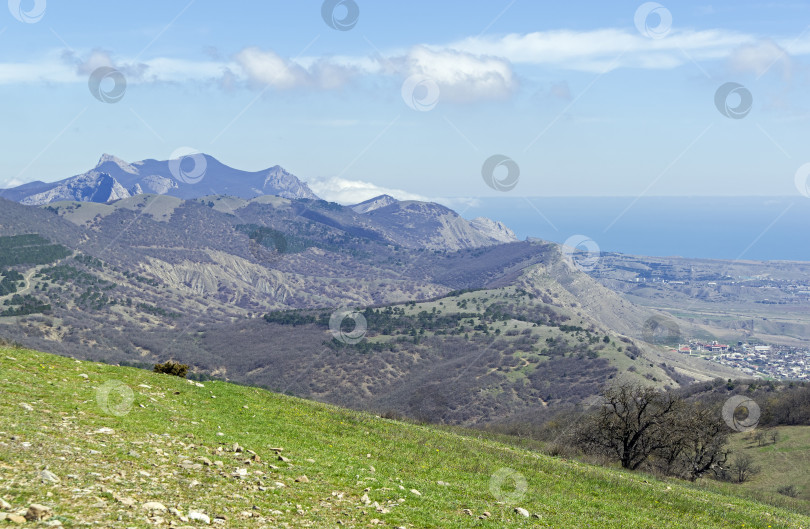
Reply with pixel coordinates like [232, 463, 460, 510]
[0, 176, 791, 426]
[0, 180, 759, 426]
[590, 253, 810, 346]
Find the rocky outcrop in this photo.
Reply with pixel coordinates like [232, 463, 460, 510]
[20, 172, 131, 205]
[469, 217, 518, 243]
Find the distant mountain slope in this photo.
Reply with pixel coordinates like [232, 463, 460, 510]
[2, 155, 516, 250]
[0, 153, 319, 205]
[0, 197, 86, 244]
[365, 200, 518, 250]
[0, 192, 544, 328]
[0, 191, 747, 426]
[352, 195, 518, 247]
[469, 217, 517, 243]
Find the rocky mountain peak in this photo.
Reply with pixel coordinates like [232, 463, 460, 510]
[350, 194, 399, 214]
[96, 154, 138, 175]
[262, 166, 319, 200]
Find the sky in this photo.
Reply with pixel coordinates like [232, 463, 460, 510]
[2, 0, 810, 205]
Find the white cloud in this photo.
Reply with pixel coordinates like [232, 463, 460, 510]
[72, 49, 114, 74]
[139, 57, 227, 83]
[306, 176, 430, 204]
[728, 39, 792, 79]
[63, 49, 151, 81]
[233, 47, 358, 90]
[2, 25, 808, 93]
[308, 58, 358, 90]
[0, 61, 75, 84]
[306, 176, 481, 212]
[0, 177, 25, 188]
[400, 46, 516, 102]
[230, 44, 516, 102]
[233, 47, 310, 89]
[449, 28, 755, 72]
[48, 49, 227, 85]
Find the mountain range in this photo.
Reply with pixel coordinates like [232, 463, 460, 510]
[0, 154, 516, 249]
[0, 153, 320, 205]
[0, 154, 765, 425]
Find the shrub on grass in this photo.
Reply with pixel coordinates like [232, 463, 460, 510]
[777, 484, 799, 498]
[153, 361, 189, 378]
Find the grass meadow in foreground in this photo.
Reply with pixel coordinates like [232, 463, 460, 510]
[0, 347, 808, 528]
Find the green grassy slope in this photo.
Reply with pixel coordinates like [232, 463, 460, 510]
[0, 347, 808, 528]
[727, 426, 810, 503]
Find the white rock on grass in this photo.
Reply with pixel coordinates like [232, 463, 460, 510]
[24, 504, 52, 521]
[188, 511, 211, 524]
[142, 502, 167, 512]
[39, 470, 60, 483]
[514, 507, 530, 517]
[92, 427, 115, 435]
[117, 497, 136, 507]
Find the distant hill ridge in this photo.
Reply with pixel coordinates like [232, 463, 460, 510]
[0, 153, 320, 205]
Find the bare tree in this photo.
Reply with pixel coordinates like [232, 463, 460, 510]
[728, 453, 761, 483]
[753, 431, 766, 447]
[665, 403, 730, 481]
[575, 383, 682, 470]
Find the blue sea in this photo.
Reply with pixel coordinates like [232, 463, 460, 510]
[457, 197, 810, 262]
